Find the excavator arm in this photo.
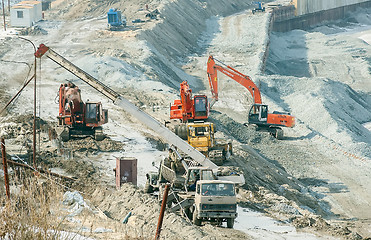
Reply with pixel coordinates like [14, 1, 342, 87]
[207, 55, 262, 106]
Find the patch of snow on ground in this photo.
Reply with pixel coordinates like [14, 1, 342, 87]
[234, 207, 337, 240]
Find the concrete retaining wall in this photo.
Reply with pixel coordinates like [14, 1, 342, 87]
[292, 0, 369, 15]
[273, 0, 371, 32]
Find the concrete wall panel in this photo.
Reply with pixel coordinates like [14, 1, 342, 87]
[293, 0, 370, 15]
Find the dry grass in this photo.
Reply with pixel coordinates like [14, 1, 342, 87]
[0, 173, 150, 240]
[0, 175, 69, 240]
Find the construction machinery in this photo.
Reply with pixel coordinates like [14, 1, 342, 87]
[56, 82, 108, 141]
[170, 81, 209, 122]
[145, 146, 238, 228]
[34, 44, 245, 184]
[107, 8, 126, 31]
[34, 44, 243, 227]
[207, 56, 295, 139]
[169, 81, 231, 164]
[174, 121, 232, 165]
[252, 2, 265, 14]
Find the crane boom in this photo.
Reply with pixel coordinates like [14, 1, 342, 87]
[34, 44, 218, 170]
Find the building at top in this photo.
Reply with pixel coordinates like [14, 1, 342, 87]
[10, 1, 42, 27]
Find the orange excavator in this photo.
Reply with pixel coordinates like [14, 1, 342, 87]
[207, 56, 295, 139]
[170, 81, 209, 122]
[56, 82, 108, 141]
[35, 44, 108, 142]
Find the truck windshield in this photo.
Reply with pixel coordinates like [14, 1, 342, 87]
[201, 183, 234, 196]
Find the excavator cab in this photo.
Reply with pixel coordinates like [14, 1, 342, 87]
[193, 95, 209, 119]
[85, 102, 108, 127]
[248, 104, 268, 126]
[85, 102, 99, 123]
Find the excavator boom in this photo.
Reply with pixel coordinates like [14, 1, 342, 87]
[207, 56, 262, 106]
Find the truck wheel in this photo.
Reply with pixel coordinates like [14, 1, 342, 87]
[144, 179, 153, 194]
[227, 218, 234, 228]
[185, 208, 192, 220]
[192, 210, 201, 226]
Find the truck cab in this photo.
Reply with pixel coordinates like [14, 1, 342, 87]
[193, 180, 237, 228]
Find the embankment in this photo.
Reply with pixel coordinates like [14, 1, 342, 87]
[139, 0, 255, 89]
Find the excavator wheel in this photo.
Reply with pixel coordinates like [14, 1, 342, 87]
[174, 124, 187, 140]
[94, 128, 105, 141]
[274, 128, 284, 140]
[56, 126, 70, 142]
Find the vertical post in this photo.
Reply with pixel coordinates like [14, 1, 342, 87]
[2, 0, 6, 31]
[33, 51, 37, 169]
[154, 184, 170, 240]
[18, 38, 37, 169]
[7, 0, 9, 12]
[1, 138, 10, 200]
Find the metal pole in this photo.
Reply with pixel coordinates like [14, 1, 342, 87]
[19, 38, 38, 170]
[154, 184, 170, 240]
[8, 0, 9, 12]
[33, 53, 37, 169]
[2, 0, 6, 31]
[1, 138, 10, 200]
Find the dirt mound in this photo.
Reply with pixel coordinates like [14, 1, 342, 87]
[90, 184, 250, 239]
[63, 136, 124, 153]
[19, 25, 48, 36]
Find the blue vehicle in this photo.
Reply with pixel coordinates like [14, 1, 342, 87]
[252, 2, 265, 14]
[107, 8, 126, 30]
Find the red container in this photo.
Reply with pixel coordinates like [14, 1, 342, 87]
[116, 157, 137, 189]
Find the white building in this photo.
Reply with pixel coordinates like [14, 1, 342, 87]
[10, 1, 42, 27]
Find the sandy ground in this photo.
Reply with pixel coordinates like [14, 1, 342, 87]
[1, 0, 371, 239]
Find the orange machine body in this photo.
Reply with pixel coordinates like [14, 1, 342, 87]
[170, 81, 209, 122]
[58, 83, 108, 129]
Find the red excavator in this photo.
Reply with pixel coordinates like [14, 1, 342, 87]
[56, 82, 108, 141]
[170, 81, 209, 122]
[207, 56, 295, 139]
[35, 44, 108, 141]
